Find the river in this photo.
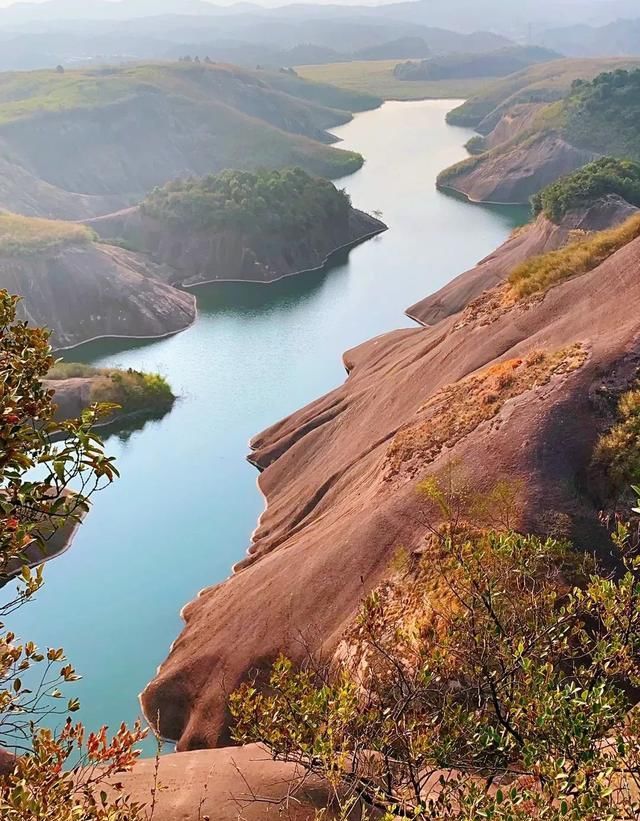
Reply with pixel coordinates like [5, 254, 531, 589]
[10, 99, 528, 751]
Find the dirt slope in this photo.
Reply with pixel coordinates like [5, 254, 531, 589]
[141, 211, 640, 750]
[0, 243, 196, 349]
[407, 195, 638, 325]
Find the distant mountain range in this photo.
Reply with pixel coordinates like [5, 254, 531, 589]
[1, 0, 639, 34]
[0, 5, 514, 71]
[538, 19, 640, 57]
[0, 0, 638, 72]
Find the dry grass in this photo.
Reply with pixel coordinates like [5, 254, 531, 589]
[0, 213, 93, 256]
[295, 60, 491, 101]
[593, 386, 640, 492]
[385, 345, 587, 477]
[508, 213, 640, 299]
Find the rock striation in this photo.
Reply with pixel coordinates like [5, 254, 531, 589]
[439, 131, 598, 205]
[141, 197, 640, 751]
[0, 243, 196, 349]
[85, 207, 386, 286]
[407, 194, 639, 325]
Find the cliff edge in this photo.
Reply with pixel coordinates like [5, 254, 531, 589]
[141, 198, 640, 750]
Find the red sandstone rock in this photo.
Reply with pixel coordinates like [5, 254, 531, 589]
[142, 220, 640, 749]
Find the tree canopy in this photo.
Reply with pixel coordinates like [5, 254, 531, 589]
[532, 157, 640, 222]
[565, 68, 640, 160]
[141, 167, 352, 240]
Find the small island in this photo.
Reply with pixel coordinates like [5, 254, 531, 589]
[88, 167, 387, 286]
[45, 362, 175, 425]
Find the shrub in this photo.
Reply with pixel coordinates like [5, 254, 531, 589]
[594, 386, 640, 492]
[532, 157, 640, 223]
[231, 478, 640, 820]
[90, 370, 174, 415]
[0, 289, 146, 819]
[464, 134, 486, 154]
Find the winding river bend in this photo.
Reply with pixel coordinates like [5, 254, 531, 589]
[11, 100, 527, 749]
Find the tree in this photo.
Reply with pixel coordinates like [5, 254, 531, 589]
[231, 476, 640, 820]
[0, 291, 147, 819]
[55, 65, 64, 74]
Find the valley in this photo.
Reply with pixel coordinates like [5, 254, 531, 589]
[2, 11, 640, 815]
[8, 98, 527, 752]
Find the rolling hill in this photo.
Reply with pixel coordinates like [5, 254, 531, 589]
[446, 57, 640, 129]
[0, 61, 377, 219]
[440, 63, 640, 205]
[394, 46, 560, 82]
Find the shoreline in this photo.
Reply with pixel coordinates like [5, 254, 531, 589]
[53, 216, 387, 355]
[436, 181, 530, 207]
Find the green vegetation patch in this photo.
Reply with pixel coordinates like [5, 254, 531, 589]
[0, 213, 93, 256]
[594, 386, 640, 492]
[48, 362, 174, 415]
[255, 68, 381, 112]
[532, 157, 640, 222]
[0, 61, 368, 124]
[142, 167, 351, 239]
[446, 57, 640, 128]
[296, 59, 492, 101]
[395, 46, 560, 83]
[508, 213, 640, 298]
[564, 68, 640, 161]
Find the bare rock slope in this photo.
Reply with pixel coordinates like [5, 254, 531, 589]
[440, 131, 597, 204]
[407, 194, 639, 325]
[86, 207, 386, 286]
[141, 201, 640, 750]
[0, 243, 196, 349]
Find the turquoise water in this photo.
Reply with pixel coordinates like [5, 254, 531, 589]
[9, 100, 528, 751]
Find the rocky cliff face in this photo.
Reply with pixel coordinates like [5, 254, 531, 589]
[407, 194, 639, 325]
[439, 131, 598, 204]
[86, 207, 387, 286]
[481, 102, 547, 150]
[141, 198, 640, 751]
[0, 243, 196, 349]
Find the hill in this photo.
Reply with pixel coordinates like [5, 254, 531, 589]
[539, 19, 640, 59]
[0, 212, 196, 349]
[353, 36, 431, 62]
[564, 68, 640, 160]
[296, 60, 496, 102]
[141, 189, 640, 751]
[531, 157, 640, 222]
[87, 168, 386, 286]
[446, 57, 640, 129]
[440, 64, 640, 205]
[395, 46, 560, 82]
[0, 61, 375, 219]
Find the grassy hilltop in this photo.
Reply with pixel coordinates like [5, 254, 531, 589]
[296, 59, 493, 100]
[447, 57, 640, 128]
[0, 61, 380, 219]
[0, 213, 93, 255]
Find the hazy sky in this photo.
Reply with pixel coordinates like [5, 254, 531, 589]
[0, 0, 391, 6]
